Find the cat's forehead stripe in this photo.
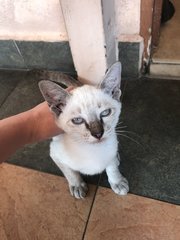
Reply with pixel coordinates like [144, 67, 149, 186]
[98, 102, 101, 108]
[76, 107, 81, 113]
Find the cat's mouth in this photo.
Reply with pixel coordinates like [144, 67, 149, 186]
[91, 137, 105, 144]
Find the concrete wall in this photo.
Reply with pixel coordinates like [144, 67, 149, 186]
[0, 0, 67, 41]
[0, 0, 141, 41]
[115, 0, 141, 36]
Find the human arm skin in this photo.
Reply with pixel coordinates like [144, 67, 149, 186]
[0, 102, 62, 163]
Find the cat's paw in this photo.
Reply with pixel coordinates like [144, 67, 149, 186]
[110, 177, 129, 196]
[69, 182, 88, 199]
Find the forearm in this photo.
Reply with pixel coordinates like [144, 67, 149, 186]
[0, 111, 33, 163]
[0, 102, 62, 163]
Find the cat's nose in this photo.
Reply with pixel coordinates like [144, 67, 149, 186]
[88, 120, 104, 140]
[92, 131, 104, 140]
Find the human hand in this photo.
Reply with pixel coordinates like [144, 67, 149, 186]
[29, 86, 74, 143]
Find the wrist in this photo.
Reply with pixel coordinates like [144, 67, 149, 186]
[19, 109, 36, 145]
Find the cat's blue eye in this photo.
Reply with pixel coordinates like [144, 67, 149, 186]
[100, 109, 111, 118]
[72, 117, 84, 125]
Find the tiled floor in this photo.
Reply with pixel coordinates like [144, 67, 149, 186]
[0, 164, 179, 240]
[0, 70, 180, 239]
[85, 187, 180, 240]
[150, 0, 180, 77]
[0, 164, 96, 240]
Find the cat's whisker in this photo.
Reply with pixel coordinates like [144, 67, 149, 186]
[115, 126, 127, 130]
[116, 133, 143, 147]
[97, 78, 103, 89]
[116, 121, 123, 126]
[116, 130, 134, 134]
[116, 130, 142, 139]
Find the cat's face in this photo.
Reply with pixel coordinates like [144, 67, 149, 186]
[57, 85, 121, 143]
[39, 62, 122, 143]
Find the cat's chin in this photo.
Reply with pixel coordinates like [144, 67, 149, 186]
[90, 138, 106, 144]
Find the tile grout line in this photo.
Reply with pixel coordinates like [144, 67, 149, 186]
[0, 80, 20, 110]
[82, 174, 102, 240]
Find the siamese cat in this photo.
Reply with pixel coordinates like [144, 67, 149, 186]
[39, 62, 129, 199]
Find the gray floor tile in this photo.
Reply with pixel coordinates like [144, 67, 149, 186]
[0, 71, 21, 109]
[7, 141, 60, 174]
[0, 73, 43, 119]
[100, 78, 180, 205]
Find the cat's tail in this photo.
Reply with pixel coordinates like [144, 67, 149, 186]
[28, 69, 82, 88]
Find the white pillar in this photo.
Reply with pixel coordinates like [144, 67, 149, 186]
[60, 0, 117, 85]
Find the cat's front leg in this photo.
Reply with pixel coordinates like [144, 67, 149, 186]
[106, 156, 129, 195]
[53, 160, 88, 199]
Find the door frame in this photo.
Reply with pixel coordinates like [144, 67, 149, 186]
[152, 0, 163, 47]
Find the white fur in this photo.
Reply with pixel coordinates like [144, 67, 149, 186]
[50, 132, 118, 175]
[49, 85, 129, 198]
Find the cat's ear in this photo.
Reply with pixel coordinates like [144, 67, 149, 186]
[39, 80, 70, 117]
[100, 62, 121, 101]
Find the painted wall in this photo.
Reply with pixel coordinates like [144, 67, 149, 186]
[0, 0, 67, 41]
[0, 0, 141, 41]
[115, 0, 141, 36]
